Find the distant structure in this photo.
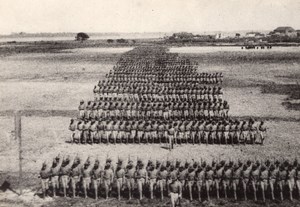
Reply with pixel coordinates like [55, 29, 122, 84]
[168, 32, 215, 42]
[271, 27, 297, 37]
[75, 32, 89, 41]
[245, 32, 265, 38]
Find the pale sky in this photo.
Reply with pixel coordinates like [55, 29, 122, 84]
[0, 0, 300, 34]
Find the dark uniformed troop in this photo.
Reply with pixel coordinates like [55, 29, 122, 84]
[69, 46, 266, 146]
[40, 155, 300, 202]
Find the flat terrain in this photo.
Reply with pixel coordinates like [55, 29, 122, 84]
[0, 41, 300, 206]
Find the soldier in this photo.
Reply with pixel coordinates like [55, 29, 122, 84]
[103, 160, 114, 200]
[196, 166, 205, 202]
[168, 176, 182, 207]
[223, 163, 233, 199]
[205, 165, 214, 201]
[168, 124, 175, 150]
[213, 161, 222, 199]
[137, 121, 144, 144]
[90, 121, 98, 143]
[82, 158, 93, 198]
[70, 157, 81, 198]
[69, 119, 77, 143]
[157, 164, 168, 200]
[115, 159, 125, 200]
[82, 120, 91, 144]
[260, 165, 269, 202]
[91, 159, 102, 200]
[40, 162, 51, 198]
[269, 164, 278, 200]
[148, 162, 158, 199]
[210, 121, 217, 144]
[50, 155, 62, 197]
[296, 165, 300, 199]
[278, 164, 287, 201]
[78, 100, 85, 119]
[250, 164, 260, 201]
[125, 159, 136, 200]
[187, 165, 196, 201]
[60, 156, 74, 197]
[258, 121, 267, 144]
[136, 161, 148, 200]
[240, 121, 249, 145]
[241, 161, 251, 201]
[287, 164, 296, 201]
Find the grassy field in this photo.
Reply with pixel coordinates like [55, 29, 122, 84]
[0, 41, 300, 206]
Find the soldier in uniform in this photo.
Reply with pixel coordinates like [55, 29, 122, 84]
[205, 165, 214, 201]
[196, 166, 205, 201]
[168, 176, 182, 207]
[103, 160, 114, 200]
[187, 165, 196, 201]
[40, 162, 51, 198]
[157, 164, 168, 200]
[223, 163, 233, 199]
[250, 164, 260, 201]
[148, 162, 158, 199]
[287, 164, 296, 201]
[135, 161, 148, 200]
[260, 165, 269, 202]
[91, 159, 102, 200]
[232, 162, 243, 200]
[82, 158, 93, 198]
[115, 159, 125, 200]
[258, 121, 267, 144]
[269, 164, 278, 200]
[278, 164, 288, 201]
[60, 156, 74, 197]
[78, 100, 85, 119]
[296, 165, 300, 199]
[50, 155, 63, 197]
[70, 157, 81, 198]
[69, 119, 77, 143]
[125, 159, 135, 200]
[214, 162, 224, 199]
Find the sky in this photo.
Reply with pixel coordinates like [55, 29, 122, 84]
[0, 0, 300, 34]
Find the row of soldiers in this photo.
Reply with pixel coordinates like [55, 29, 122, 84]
[40, 155, 300, 204]
[93, 94, 225, 105]
[105, 72, 223, 84]
[93, 85, 224, 98]
[69, 119, 266, 145]
[78, 99, 229, 121]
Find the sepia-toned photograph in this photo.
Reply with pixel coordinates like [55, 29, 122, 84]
[0, 0, 300, 206]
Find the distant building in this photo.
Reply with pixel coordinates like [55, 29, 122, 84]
[215, 33, 227, 39]
[272, 26, 297, 37]
[245, 32, 265, 38]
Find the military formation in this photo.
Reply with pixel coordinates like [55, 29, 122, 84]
[69, 46, 266, 146]
[39, 46, 276, 205]
[40, 155, 300, 203]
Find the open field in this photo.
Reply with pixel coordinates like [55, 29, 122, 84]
[0, 42, 300, 206]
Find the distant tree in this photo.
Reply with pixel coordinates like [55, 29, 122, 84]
[75, 32, 89, 42]
[116, 38, 128, 43]
[236, 33, 241, 38]
[107, 39, 114, 43]
[132, 40, 136, 44]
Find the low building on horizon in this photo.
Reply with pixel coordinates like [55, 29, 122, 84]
[270, 26, 297, 37]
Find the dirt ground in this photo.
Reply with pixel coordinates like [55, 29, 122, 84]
[0, 43, 300, 206]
